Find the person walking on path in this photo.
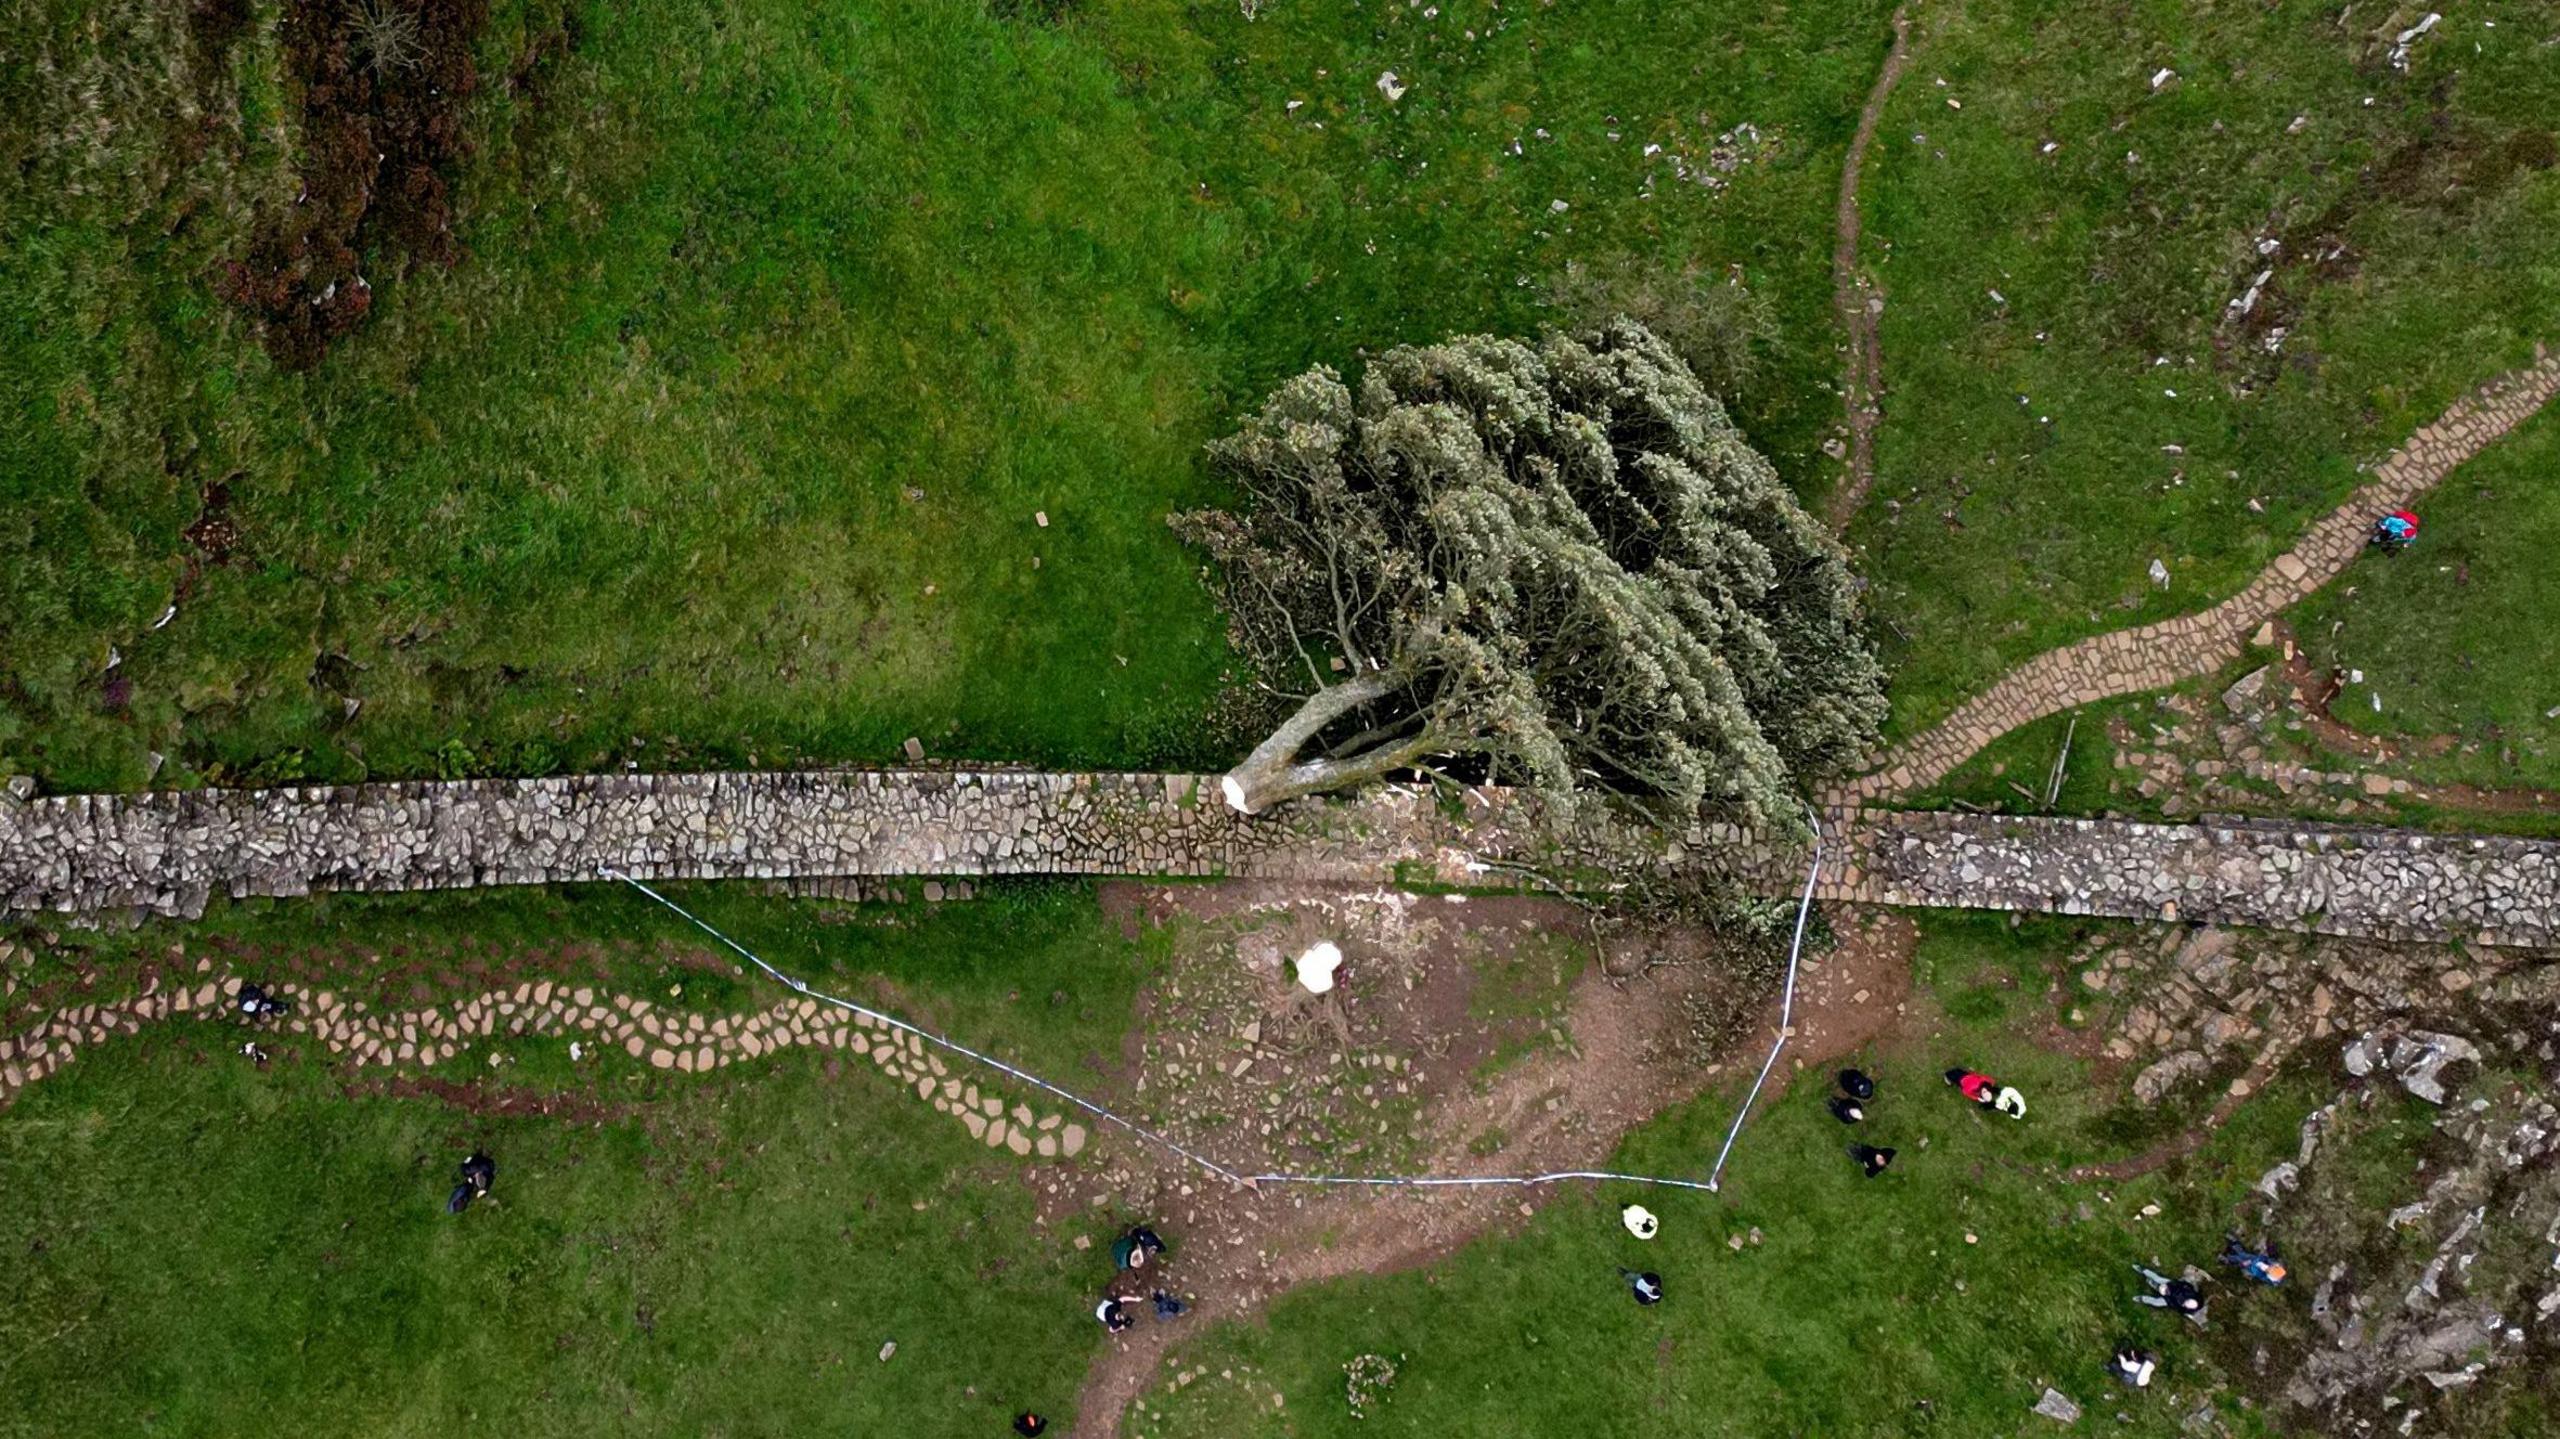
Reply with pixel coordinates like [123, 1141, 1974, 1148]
[236, 984, 290, 1021]
[1094, 1297, 1134, 1333]
[1848, 1143, 1897, 1178]
[2132, 1264, 2206, 1318]
[2369, 509, 2420, 554]
[2108, 1346, 2158, 1388]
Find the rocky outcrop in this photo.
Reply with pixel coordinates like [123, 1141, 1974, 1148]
[2250, 976, 2560, 1435]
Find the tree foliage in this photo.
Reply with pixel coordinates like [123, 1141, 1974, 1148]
[1175, 319, 1885, 827]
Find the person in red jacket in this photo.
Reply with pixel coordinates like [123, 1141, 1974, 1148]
[1945, 1067, 1997, 1106]
[1946, 1067, 2028, 1118]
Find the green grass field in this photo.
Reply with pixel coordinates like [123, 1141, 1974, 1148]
[1850, 0, 2560, 738]
[2290, 405, 2560, 793]
[0, 0, 1893, 791]
[8, 0, 2554, 787]
[0, 883, 1156, 1437]
[2, 1043, 1102, 1437]
[11, 5, 2560, 1433]
[0, 887, 2524, 1435]
[1902, 401, 2560, 822]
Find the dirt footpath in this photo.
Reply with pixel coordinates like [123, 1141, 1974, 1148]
[1060, 885, 1917, 1437]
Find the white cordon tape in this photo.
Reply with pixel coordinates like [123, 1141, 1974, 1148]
[601, 815, 1821, 1198]
[1705, 805, 1823, 1192]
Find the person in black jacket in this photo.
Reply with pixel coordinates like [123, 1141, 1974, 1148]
[2132, 1264, 2206, 1318]
[236, 984, 290, 1021]
[447, 1149, 496, 1213]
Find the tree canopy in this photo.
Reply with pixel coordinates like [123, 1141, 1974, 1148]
[1176, 319, 1885, 828]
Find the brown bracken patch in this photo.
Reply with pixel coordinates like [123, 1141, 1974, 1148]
[214, 0, 492, 367]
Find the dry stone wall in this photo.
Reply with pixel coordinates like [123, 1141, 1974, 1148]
[1817, 811, 2560, 948]
[0, 771, 1570, 919]
[4, 771, 2556, 948]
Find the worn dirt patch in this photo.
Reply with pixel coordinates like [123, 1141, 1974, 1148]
[2267, 620, 2560, 818]
[344, 1071, 633, 1123]
[1822, 2, 1916, 533]
[1059, 888, 1917, 1437]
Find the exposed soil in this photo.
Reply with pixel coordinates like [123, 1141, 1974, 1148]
[1822, 2, 1916, 534]
[345, 1071, 634, 1122]
[2266, 620, 2560, 818]
[1060, 887, 1918, 1437]
[2269, 619, 2447, 766]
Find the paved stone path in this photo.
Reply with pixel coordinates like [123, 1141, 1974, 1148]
[0, 953, 1087, 1149]
[1832, 346, 2560, 803]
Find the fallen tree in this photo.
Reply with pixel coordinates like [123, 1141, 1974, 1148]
[1176, 319, 1885, 826]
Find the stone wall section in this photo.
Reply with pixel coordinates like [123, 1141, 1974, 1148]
[0, 770, 1569, 919]
[1816, 811, 2559, 949]
[5, 771, 2555, 948]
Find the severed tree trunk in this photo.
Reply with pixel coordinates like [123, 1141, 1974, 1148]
[1219, 671, 1438, 814]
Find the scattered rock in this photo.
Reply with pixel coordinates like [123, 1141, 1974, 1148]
[2390, 1031, 2480, 1106]
[2133, 1050, 2210, 1104]
[2221, 666, 2271, 716]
